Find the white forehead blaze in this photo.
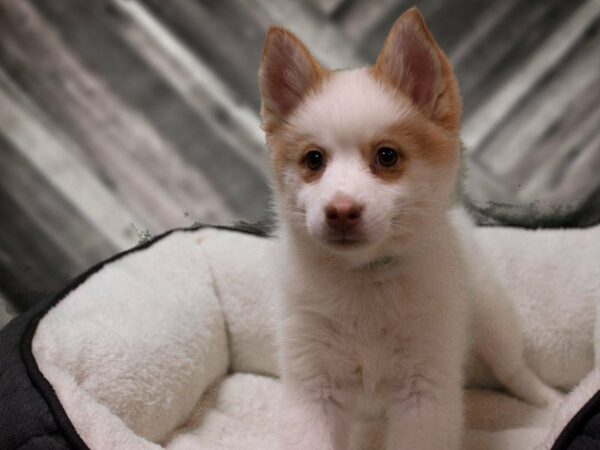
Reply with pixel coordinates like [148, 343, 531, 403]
[288, 68, 415, 149]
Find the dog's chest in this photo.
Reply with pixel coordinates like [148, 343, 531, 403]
[323, 280, 432, 399]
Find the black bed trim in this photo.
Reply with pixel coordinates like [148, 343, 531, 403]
[551, 388, 600, 449]
[8, 223, 268, 450]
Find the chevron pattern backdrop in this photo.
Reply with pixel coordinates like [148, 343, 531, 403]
[0, 0, 599, 318]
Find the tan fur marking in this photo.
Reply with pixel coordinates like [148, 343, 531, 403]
[387, 116, 459, 166]
[261, 9, 461, 189]
[268, 131, 328, 186]
[360, 140, 407, 183]
[259, 27, 330, 134]
[298, 146, 328, 183]
[372, 7, 462, 133]
[360, 113, 459, 183]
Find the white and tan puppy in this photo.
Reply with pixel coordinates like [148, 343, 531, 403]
[259, 8, 560, 450]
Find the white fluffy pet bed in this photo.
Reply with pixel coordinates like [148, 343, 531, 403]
[15, 224, 600, 449]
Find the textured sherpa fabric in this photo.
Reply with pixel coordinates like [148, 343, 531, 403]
[33, 229, 229, 445]
[0, 224, 599, 449]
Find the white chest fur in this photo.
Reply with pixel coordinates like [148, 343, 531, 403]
[275, 220, 470, 411]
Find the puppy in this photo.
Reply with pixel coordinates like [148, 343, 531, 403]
[259, 8, 560, 450]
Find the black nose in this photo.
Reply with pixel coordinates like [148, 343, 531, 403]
[325, 199, 363, 232]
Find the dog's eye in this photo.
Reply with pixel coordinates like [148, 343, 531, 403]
[376, 147, 399, 167]
[305, 150, 324, 171]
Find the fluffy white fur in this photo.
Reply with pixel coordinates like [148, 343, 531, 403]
[262, 16, 561, 450]
[281, 68, 452, 268]
[290, 68, 413, 149]
[30, 226, 600, 450]
[273, 209, 469, 449]
[273, 206, 562, 450]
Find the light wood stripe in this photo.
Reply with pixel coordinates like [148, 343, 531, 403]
[337, 0, 410, 43]
[524, 131, 600, 204]
[0, 290, 15, 328]
[1, 0, 236, 229]
[448, 1, 517, 66]
[521, 101, 600, 201]
[309, 0, 346, 17]
[0, 74, 140, 250]
[247, 0, 364, 69]
[140, 0, 267, 109]
[115, 0, 268, 178]
[462, 0, 600, 152]
[479, 34, 600, 177]
[0, 185, 87, 310]
[28, 0, 268, 221]
[0, 132, 117, 269]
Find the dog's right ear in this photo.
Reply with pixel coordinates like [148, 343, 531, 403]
[375, 8, 461, 132]
[259, 27, 324, 132]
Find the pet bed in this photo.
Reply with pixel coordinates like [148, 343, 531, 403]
[1, 223, 599, 449]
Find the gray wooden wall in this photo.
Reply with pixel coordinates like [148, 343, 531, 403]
[1, 0, 599, 315]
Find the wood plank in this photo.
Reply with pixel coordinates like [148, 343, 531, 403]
[0, 188, 80, 311]
[509, 51, 600, 193]
[0, 132, 118, 270]
[466, 11, 600, 214]
[447, 0, 517, 65]
[114, 0, 268, 179]
[141, 0, 268, 110]
[0, 72, 141, 250]
[521, 103, 600, 202]
[552, 132, 600, 202]
[309, 0, 348, 18]
[0, 1, 241, 228]
[335, 0, 413, 44]
[245, 0, 364, 69]
[476, 27, 600, 178]
[0, 290, 16, 328]
[462, 0, 599, 152]
[31, 0, 268, 222]
[347, 0, 502, 62]
[460, 0, 586, 118]
[355, 0, 450, 59]
[0, 130, 119, 310]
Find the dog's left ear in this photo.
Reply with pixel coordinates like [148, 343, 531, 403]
[375, 8, 461, 132]
[259, 27, 325, 132]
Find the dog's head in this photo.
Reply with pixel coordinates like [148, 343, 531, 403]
[259, 8, 462, 259]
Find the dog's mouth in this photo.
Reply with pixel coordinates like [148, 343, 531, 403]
[323, 232, 370, 250]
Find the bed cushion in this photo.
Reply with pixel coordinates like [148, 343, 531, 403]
[0, 224, 599, 449]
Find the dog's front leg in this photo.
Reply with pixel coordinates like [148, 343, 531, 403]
[279, 382, 351, 450]
[385, 379, 463, 450]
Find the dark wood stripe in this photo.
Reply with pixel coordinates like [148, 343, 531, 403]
[0, 191, 78, 312]
[0, 1, 244, 227]
[0, 132, 118, 268]
[0, 132, 118, 310]
[141, 0, 267, 111]
[355, 0, 417, 58]
[458, 0, 586, 118]
[29, 0, 270, 221]
[473, 13, 600, 182]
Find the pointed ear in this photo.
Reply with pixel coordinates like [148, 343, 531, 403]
[375, 8, 461, 132]
[259, 27, 325, 132]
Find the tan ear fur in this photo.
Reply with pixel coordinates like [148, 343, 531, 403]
[259, 27, 326, 133]
[374, 7, 462, 132]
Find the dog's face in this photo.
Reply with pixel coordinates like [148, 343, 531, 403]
[259, 8, 462, 258]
